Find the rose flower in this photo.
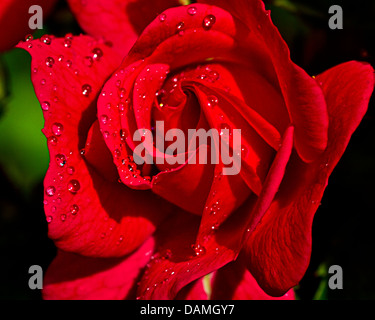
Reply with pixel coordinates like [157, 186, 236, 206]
[16, 0, 374, 299]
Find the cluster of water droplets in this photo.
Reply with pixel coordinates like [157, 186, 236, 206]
[158, 6, 217, 34]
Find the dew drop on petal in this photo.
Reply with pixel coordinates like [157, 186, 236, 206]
[46, 186, 56, 197]
[67, 180, 80, 194]
[25, 34, 33, 41]
[207, 95, 218, 107]
[70, 204, 79, 215]
[52, 123, 64, 136]
[119, 88, 126, 99]
[82, 84, 92, 97]
[92, 48, 103, 61]
[41, 101, 50, 111]
[84, 56, 93, 67]
[60, 214, 67, 222]
[159, 13, 167, 22]
[64, 39, 72, 48]
[45, 57, 55, 68]
[40, 34, 52, 45]
[176, 21, 185, 34]
[114, 149, 121, 158]
[103, 131, 110, 139]
[100, 115, 109, 125]
[67, 166, 75, 175]
[202, 15, 216, 30]
[55, 154, 67, 167]
[47, 136, 58, 146]
[46, 216, 53, 223]
[193, 244, 206, 257]
[187, 6, 197, 15]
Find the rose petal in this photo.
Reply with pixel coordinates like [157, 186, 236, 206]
[137, 199, 257, 300]
[244, 61, 375, 296]
[43, 237, 154, 300]
[67, 0, 180, 54]
[175, 278, 208, 300]
[211, 257, 294, 300]
[84, 120, 119, 182]
[198, 0, 329, 162]
[17, 35, 172, 257]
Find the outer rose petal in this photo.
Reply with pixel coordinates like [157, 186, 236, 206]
[211, 258, 294, 300]
[136, 196, 262, 300]
[176, 278, 208, 300]
[198, 0, 329, 162]
[67, 0, 180, 54]
[0, 0, 56, 52]
[244, 61, 375, 296]
[43, 238, 154, 300]
[17, 36, 172, 257]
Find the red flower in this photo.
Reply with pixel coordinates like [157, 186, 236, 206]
[17, 0, 374, 300]
[0, 0, 56, 52]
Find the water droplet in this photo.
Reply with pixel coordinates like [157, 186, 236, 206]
[119, 88, 126, 99]
[193, 244, 206, 256]
[45, 57, 55, 68]
[40, 79, 46, 85]
[46, 216, 53, 223]
[120, 129, 128, 140]
[70, 204, 79, 215]
[46, 186, 56, 197]
[41, 101, 50, 111]
[176, 22, 185, 34]
[92, 48, 103, 61]
[84, 56, 93, 67]
[25, 34, 33, 41]
[207, 95, 218, 107]
[100, 114, 109, 125]
[66, 60, 72, 68]
[67, 166, 75, 175]
[80, 148, 86, 155]
[202, 15, 216, 30]
[55, 154, 67, 167]
[52, 123, 64, 136]
[68, 180, 81, 194]
[241, 145, 248, 156]
[48, 136, 57, 146]
[82, 84, 92, 97]
[208, 70, 220, 82]
[114, 149, 121, 158]
[187, 6, 197, 15]
[159, 13, 167, 22]
[220, 123, 231, 136]
[60, 214, 67, 222]
[103, 131, 110, 139]
[64, 39, 72, 48]
[40, 35, 52, 45]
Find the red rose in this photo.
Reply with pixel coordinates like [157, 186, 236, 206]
[17, 0, 374, 300]
[0, 0, 56, 52]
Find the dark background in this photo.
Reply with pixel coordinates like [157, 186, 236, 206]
[0, 0, 374, 300]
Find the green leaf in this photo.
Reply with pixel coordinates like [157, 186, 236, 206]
[0, 48, 48, 195]
[313, 263, 329, 300]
